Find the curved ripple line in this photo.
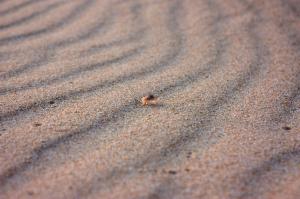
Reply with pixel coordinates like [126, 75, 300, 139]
[0, 0, 40, 16]
[0, 0, 114, 80]
[237, 148, 300, 199]
[0, 0, 94, 46]
[0, 0, 184, 122]
[73, 0, 272, 195]
[0, 3, 147, 94]
[0, 46, 145, 122]
[0, 1, 66, 30]
[0, 0, 185, 186]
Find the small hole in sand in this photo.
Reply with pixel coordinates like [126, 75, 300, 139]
[27, 191, 34, 195]
[33, 123, 42, 127]
[282, 126, 291, 130]
[168, 170, 177, 175]
[185, 168, 190, 172]
[49, 101, 55, 104]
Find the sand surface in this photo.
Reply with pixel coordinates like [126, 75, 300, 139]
[0, 0, 299, 198]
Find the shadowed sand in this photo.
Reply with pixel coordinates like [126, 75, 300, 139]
[0, 0, 299, 198]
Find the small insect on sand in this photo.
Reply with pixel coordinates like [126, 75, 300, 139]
[141, 94, 158, 106]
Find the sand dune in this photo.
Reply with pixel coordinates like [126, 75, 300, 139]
[0, 0, 299, 198]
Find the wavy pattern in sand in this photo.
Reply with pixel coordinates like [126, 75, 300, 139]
[0, 0, 299, 199]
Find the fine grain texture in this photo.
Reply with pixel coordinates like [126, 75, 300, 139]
[0, 0, 299, 199]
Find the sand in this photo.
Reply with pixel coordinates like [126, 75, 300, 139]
[0, 0, 299, 198]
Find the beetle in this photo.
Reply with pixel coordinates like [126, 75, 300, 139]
[141, 94, 158, 106]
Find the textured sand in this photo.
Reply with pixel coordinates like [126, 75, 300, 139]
[0, 0, 299, 198]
